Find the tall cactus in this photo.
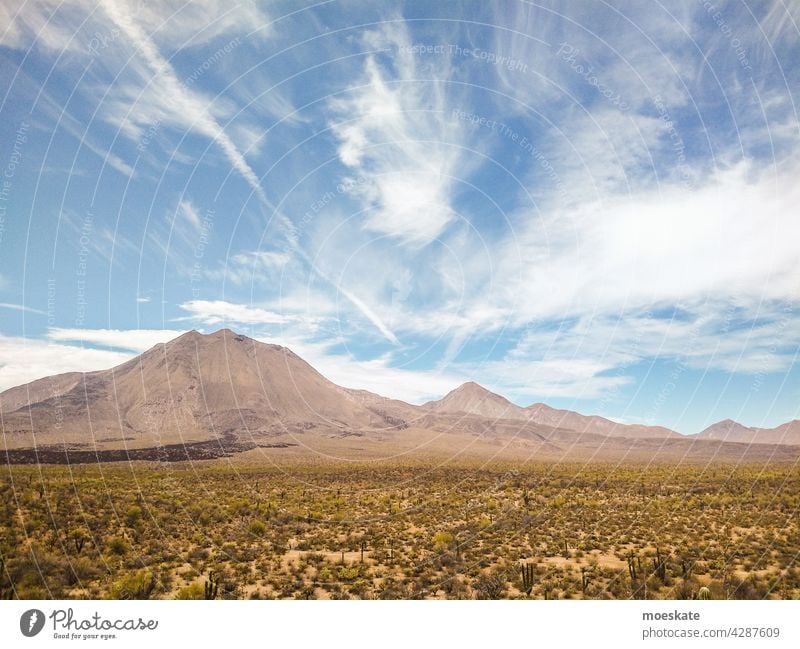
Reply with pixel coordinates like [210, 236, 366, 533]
[581, 566, 592, 593]
[204, 571, 219, 600]
[627, 554, 637, 580]
[520, 562, 535, 595]
[653, 547, 667, 582]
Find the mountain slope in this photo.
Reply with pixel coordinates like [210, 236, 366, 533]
[694, 419, 757, 443]
[694, 419, 800, 445]
[0, 329, 395, 449]
[422, 382, 526, 420]
[422, 383, 681, 439]
[525, 403, 681, 439]
[1, 329, 797, 460]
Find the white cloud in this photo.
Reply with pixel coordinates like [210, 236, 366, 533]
[96, 0, 268, 202]
[178, 199, 202, 231]
[462, 356, 632, 402]
[1, 0, 268, 52]
[328, 22, 467, 245]
[0, 334, 133, 393]
[498, 158, 800, 322]
[0, 303, 45, 315]
[205, 249, 291, 286]
[47, 328, 184, 352]
[2, 0, 271, 199]
[255, 334, 460, 404]
[375, 157, 799, 345]
[176, 300, 295, 325]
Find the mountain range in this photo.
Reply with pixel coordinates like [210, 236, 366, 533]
[1, 329, 798, 463]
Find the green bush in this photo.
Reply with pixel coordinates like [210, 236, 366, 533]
[108, 570, 155, 600]
[248, 520, 267, 537]
[176, 582, 205, 600]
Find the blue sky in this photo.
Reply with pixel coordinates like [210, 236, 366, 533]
[0, 0, 798, 433]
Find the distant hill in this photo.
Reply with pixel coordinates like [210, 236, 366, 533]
[422, 381, 525, 419]
[422, 381, 681, 439]
[1, 329, 798, 463]
[694, 418, 800, 445]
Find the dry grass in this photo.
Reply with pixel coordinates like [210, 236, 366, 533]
[1, 459, 799, 600]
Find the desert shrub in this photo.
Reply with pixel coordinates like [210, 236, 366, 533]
[248, 520, 267, 537]
[176, 582, 205, 599]
[107, 570, 155, 599]
[432, 531, 453, 552]
[473, 572, 506, 599]
[107, 537, 129, 555]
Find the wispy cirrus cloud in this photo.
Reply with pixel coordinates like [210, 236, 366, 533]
[96, 0, 268, 201]
[204, 249, 291, 286]
[328, 20, 470, 245]
[0, 303, 46, 315]
[175, 299, 296, 326]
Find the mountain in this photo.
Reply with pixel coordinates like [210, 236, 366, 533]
[0, 329, 397, 450]
[694, 419, 800, 445]
[1, 329, 798, 463]
[759, 420, 800, 445]
[525, 403, 682, 439]
[694, 419, 757, 443]
[422, 382, 681, 439]
[422, 382, 526, 419]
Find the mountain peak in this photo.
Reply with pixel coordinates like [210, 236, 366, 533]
[695, 418, 755, 442]
[452, 381, 493, 394]
[702, 418, 750, 431]
[424, 381, 523, 419]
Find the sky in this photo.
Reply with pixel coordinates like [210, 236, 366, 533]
[0, 0, 798, 434]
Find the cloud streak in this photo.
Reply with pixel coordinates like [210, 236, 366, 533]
[97, 0, 268, 201]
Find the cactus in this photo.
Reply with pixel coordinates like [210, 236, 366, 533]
[653, 547, 667, 582]
[204, 571, 219, 600]
[581, 566, 592, 593]
[360, 539, 367, 563]
[698, 586, 711, 600]
[520, 562, 535, 595]
[627, 554, 637, 580]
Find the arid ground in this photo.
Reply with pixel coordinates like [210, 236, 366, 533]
[2, 458, 798, 600]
